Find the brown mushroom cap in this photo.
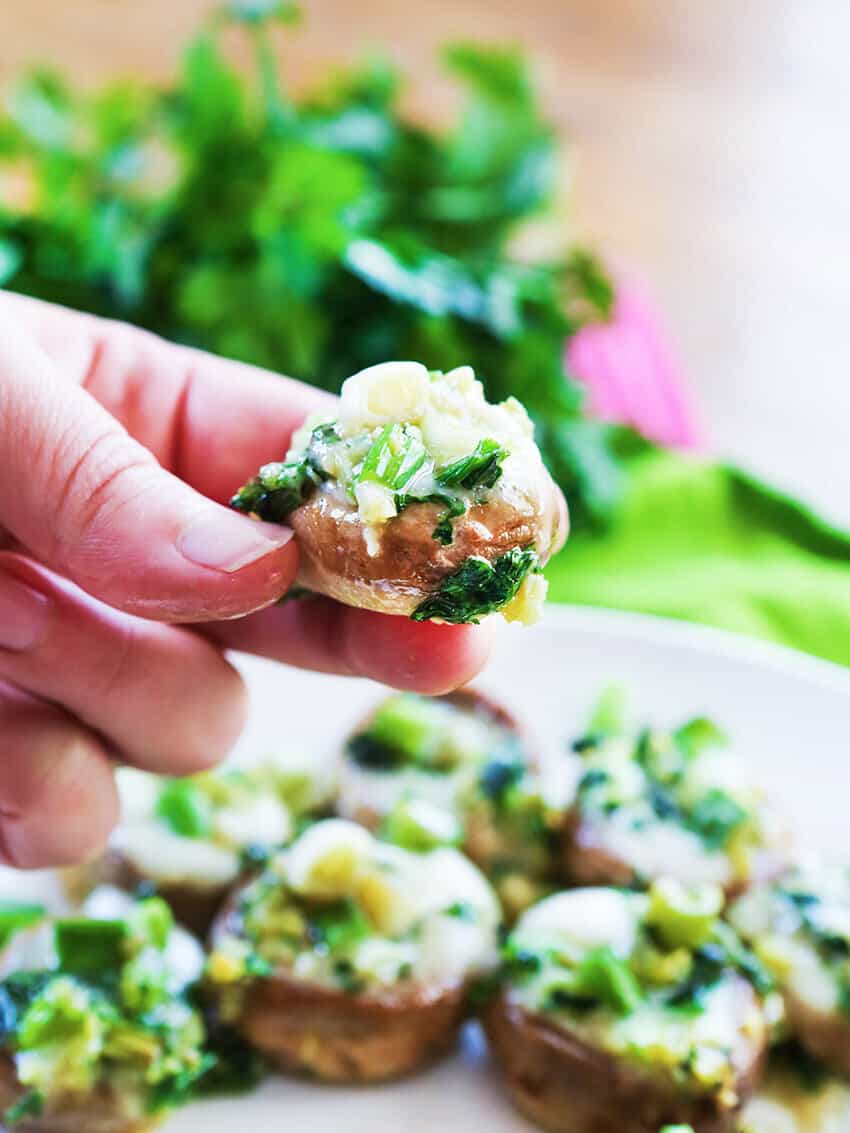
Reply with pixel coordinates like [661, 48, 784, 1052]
[235, 971, 466, 1083]
[0, 1056, 148, 1133]
[484, 980, 766, 1133]
[290, 470, 564, 616]
[209, 888, 468, 1083]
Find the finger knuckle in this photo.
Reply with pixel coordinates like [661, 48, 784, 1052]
[50, 425, 158, 570]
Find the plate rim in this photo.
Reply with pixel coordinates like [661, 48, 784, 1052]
[535, 603, 850, 694]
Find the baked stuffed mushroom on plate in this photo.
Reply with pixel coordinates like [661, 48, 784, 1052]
[563, 710, 788, 897]
[0, 889, 208, 1132]
[206, 818, 500, 1082]
[485, 881, 770, 1133]
[337, 689, 571, 919]
[65, 753, 333, 936]
[231, 361, 565, 624]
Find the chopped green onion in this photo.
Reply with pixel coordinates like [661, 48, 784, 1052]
[674, 717, 727, 759]
[156, 779, 214, 839]
[358, 424, 428, 491]
[646, 879, 723, 950]
[368, 694, 442, 766]
[572, 945, 643, 1015]
[0, 902, 46, 950]
[54, 918, 126, 977]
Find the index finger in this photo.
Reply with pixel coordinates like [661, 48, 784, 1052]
[1, 290, 333, 504]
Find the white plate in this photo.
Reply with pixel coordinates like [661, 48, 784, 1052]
[8, 606, 850, 1131]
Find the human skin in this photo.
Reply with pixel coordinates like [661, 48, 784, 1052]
[0, 290, 499, 869]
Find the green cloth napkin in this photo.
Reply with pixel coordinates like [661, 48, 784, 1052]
[546, 450, 850, 668]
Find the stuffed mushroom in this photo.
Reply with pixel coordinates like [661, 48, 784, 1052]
[485, 881, 770, 1133]
[231, 361, 564, 624]
[206, 818, 500, 1082]
[729, 860, 850, 1078]
[0, 889, 208, 1132]
[563, 713, 787, 897]
[338, 689, 571, 918]
[66, 753, 333, 936]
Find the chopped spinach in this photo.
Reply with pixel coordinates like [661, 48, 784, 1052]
[395, 491, 466, 545]
[686, 789, 747, 850]
[345, 732, 400, 770]
[479, 755, 525, 801]
[411, 546, 539, 623]
[435, 438, 508, 491]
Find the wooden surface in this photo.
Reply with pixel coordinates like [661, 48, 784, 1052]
[1, 0, 848, 521]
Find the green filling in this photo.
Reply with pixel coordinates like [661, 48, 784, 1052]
[411, 546, 539, 623]
[686, 789, 747, 851]
[573, 703, 755, 854]
[357, 424, 427, 490]
[545, 945, 643, 1015]
[346, 692, 493, 773]
[156, 778, 215, 839]
[435, 438, 508, 490]
[0, 899, 210, 1124]
[232, 418, 509, 549]
[0, 902, 47, 951]
[53, 919, 126, 978]
[230, 423, 335, 522]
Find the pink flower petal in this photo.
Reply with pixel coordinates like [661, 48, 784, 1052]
[567, 279, 701, 450]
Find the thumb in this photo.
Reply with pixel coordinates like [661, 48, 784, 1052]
[0, 321, 298, 622]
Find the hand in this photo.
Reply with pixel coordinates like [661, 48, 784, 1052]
[0, 292, 493, 869]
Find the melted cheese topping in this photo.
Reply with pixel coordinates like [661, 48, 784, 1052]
[509, 887, 763, 1098]
[111, 756, 307, 890]
[218, 819, 500, 992]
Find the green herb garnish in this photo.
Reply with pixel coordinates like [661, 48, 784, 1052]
[411, 546, 538, 623]
[156, 779, 214, 839]
[686, 789, 747, 850]
[396, 491, 466, 546]
[0, 901, 46, 950]
[54, 918, 127, 977]
[673, 717, 728, 759]
[436, 438, 508, 491]
[358, 424, 427, 491]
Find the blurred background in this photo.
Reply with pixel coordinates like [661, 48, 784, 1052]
[2, 0, 848, 521]
[1, 0, 849, 662]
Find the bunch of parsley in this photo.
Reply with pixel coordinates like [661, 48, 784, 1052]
[0, 0, 623, 529]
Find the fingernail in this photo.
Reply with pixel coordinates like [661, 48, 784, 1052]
[0, 572, 51, 651]
[178, 508, 293, 573]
